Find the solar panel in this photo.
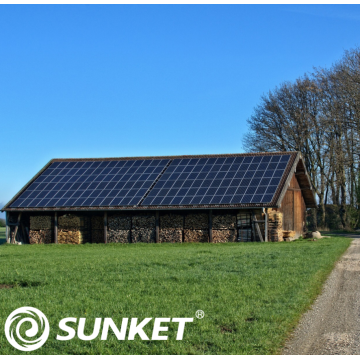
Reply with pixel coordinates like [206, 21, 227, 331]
[8, 153, 293, 209]
[142, 155, 291, 206]
[10, 159, 169, 208]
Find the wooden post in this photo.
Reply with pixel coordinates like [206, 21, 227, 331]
[104, 212, 108, 244]
[12, 213, 22, 244]
[155, 211, 159, 243]
[5, 212, 10, 244]
[209, 210, 213, 243]
[251, 212, 256, 242]
[54, 212, 58, 244]
[264, 208, 268, 242]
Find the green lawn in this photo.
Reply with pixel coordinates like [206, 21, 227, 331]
[0, 237, 352, 355]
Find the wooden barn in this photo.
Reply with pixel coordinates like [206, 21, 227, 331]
[1, 151, 316, 245]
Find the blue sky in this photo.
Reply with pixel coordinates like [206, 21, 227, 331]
[1, 4, 360, 214]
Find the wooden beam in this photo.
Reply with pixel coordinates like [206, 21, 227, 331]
[5, 212, 10, 244]
[54, 212, 58, 244]
[251, 212, 256, 242]
[295, 171, 305, 175]
[252, 211, 264, 242]
[209, 210, 213, 243]
[12, 213, 22, 244]
[104, 212, 108, 244]
[287, 188, 302, 191]
[155, 211, 159, 243]
[264, 209, 268, 242]
[20, 222, 27, 244]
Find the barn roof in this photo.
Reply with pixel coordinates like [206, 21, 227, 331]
[2, 151, 316, 212]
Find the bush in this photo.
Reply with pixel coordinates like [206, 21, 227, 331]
[0, 218, 5, 227]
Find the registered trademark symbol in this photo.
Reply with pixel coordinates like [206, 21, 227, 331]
[195, 310, 204, 319]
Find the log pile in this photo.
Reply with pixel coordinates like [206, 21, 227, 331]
[184, 213, 208, 229]
[283, 230, 296, 242]
[131, 229, 156, 243]
[184, 229, 208, 243]
[58, 214, 81, 228]
[58, 214, 82, 244]
[132, 215, 155, 229]
[107, 215, 131, 243]
[30, 216, 52, 230]
[160, 229, 182, 243]
[267, 209, 283, 242]
[91, 216, 104, 243]
[213, 229, 236, 243]
[159, 213, 183, 243]
[131, 215, 156, 243]
[29, 216, 52, 244]
[184, 213, 208, 242]
[58, 230, 81, 244]
[29, 229, 52, 244]
[108, 230, 130, 243]
[160, 214, 183, 229]
[213, 214, 236, 229]
[108, 215, 131, 230]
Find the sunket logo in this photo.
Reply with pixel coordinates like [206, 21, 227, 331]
[57, 317, 193, 341]
[5, 307, 195, 352]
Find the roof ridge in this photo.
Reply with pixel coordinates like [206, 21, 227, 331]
[50, 151, 298, 163]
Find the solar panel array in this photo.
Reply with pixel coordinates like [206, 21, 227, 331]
[9, 154, 292, 208]
[10, 159, 169, 208]
[142, 155, 290, 206]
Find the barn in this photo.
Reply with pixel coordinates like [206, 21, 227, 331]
[1, 151, 316, 245]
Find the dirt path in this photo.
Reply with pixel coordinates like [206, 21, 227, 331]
[283, 236, 360, 355]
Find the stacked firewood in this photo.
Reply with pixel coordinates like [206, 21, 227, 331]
[91, 216, 104, 243]
[29, 229, 52, 244]
[283, 230, 296, 241]
[107, 215, 131, 243]
[58, 214, 81, 228]
[160, 229, 183, 242]
[213, 214, 236, 229]
[213, 229, 236, 243]
[184, 212, 209, 242]
[58, 230, 81, 245]
[132, 215, 155, 229]
[30, 216, 52, 230]
[184, 213, 208, 229]
[184, 229, 209, 242]
[131, 215, 156, 243]
[267, 209, 283, 242]
[29, 216, 52, 244]
[58, 214, 82, 244]
[212, 214, 236, 243]
[159, 213, 183, 243]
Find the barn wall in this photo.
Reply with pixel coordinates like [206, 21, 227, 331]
[279, 174, 306, 239]
[25, 209, 270, 244]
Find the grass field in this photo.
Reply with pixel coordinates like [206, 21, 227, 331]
[0, 236, 352, 355]
[0, 227, 5, 245]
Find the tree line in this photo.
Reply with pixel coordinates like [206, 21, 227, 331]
[243, 47, 360, 230]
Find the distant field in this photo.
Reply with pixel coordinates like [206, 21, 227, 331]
[0, 227, 5, 245]
[0, 237, 352, 355]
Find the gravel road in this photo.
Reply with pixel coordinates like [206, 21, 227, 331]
[283, 236, 360, 355]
